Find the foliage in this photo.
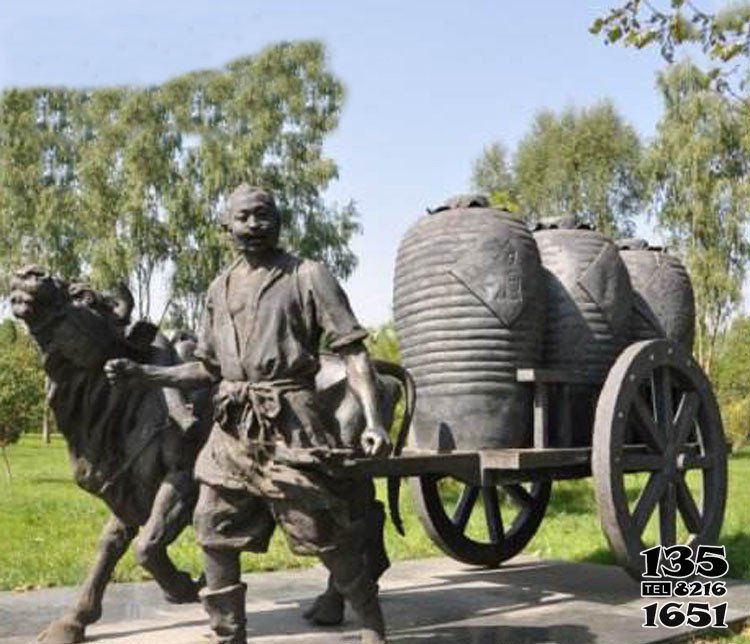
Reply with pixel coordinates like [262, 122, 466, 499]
[470, 143, 518, 210]
[645, 62, 750, 373]
[0, 89, 85, 290]
[471, 103, 643, 235]
[591, 2, 750, 97]
[514, 101, 643, 235]
[713, 316, 750, 401]
[0, 41, 360, 326]
[160, 42, 360, 327]
[0, 321, 45, 477]
[712, 315, 750, 449]
[365, 323, 402, 364]
[722, 397, 750, 451]
[472, 142, 512, 194]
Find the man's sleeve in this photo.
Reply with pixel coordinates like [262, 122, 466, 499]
[306, 261, 369, 351]
[193, 291, 222, 381]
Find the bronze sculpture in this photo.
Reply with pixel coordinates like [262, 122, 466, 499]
[11, 267, 399, 642]
[10, 269, 210, 644]
[105, 185, 392, 644]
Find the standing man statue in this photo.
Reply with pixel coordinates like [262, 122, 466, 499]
[105, 185, 392, 644]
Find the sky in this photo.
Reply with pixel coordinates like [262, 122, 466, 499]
[1, 0, 675, 325]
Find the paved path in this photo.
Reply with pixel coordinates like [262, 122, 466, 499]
[1, 557, 748, 643]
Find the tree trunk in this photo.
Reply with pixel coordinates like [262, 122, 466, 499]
[1, 444, 11, 480]
[42, 375, 51, 444]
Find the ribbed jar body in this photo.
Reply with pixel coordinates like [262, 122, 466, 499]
[534, 226, 633, 445]
[394, 206, 544, 451]
[618, 242, 695, 351]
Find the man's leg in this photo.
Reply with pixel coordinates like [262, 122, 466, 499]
[194, 485, 246, 644]
[200, 547, 246, 644]
[193, 483, 275, 644]
[272, 479, 387, 644]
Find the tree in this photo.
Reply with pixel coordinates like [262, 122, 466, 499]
[512, 101, 644, 235]
[0, 89, 84, 290]
[470, 142, 519, 212]
[0, 41, 361, 328]
[0, 320, 46, 477]
[161, 42, 360, 327]
[75, 87, 176, 319]
[645, 62, 750, 373]
[713, 316, 750, 401]
[712, 315, 750, 449]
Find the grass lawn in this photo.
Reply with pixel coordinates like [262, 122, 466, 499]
[1, 436, 748, 637]
[691, 624, 750, 644]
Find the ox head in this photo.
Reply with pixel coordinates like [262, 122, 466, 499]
[10, 266, 131, 369]
[10, 265, 69, 331]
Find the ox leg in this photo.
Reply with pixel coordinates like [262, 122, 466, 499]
[319, 542, 386, 644]
[39, 515, 136, 644]
[304, 486, 390, 626]
[134, 470, 201, 603]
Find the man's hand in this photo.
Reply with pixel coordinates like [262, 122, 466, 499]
[360, 425, 392, 458]
[104, 358, 144, 385]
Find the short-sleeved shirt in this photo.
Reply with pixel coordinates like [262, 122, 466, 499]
[193, 249, 369, 495]
[195, 250, 368, 384]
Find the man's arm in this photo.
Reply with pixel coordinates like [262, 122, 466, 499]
[339, 343, 392, 458]
[302, 260, 392, 457]
[104, 358, 216, 390]
[105, 284, 221, 391]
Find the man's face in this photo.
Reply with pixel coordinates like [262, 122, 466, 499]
[69, 285, 98, 309]
[109, 296, 132, 324]
[228, 201, 280, 256]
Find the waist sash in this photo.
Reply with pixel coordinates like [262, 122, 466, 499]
[213, 378, 310, 453]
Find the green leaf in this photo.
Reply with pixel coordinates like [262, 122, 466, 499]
[607, 26, 623, 43]
[589, 18, 605, 35]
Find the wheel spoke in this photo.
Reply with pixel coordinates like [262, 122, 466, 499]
[659, 481, 677, 546]
[680, 453, 714, 469]
[675, 475, 702, 534]
[653, 366, 674, 434]
[452, 485, 479, 532]
[633, 393, 666, 453]
[673, 392, 700, 451]
[621, 452, 664, 472]
[504, 483, 533, 509]
[482, 486, 504, 544]
[633, 472, 668, 534]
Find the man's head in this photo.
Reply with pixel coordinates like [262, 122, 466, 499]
[69, 283, 100, 310]
[69, 283, 124, 323]
[222, 184, 281, 257]
[103, 282, 135, 326]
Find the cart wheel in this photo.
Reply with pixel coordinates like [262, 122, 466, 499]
[592, 339, 728, 579]
[410, 475, 550, 567]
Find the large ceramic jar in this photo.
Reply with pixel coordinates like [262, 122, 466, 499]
[393, 195, 544, 451]
[534, 218, 633, 445]
[617, 238, 695, 351]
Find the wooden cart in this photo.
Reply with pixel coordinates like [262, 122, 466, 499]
[348, 339, 728, 579]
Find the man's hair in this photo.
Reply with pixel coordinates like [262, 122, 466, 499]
[220, 184, 279, 228]
[104, 282, 135, 323]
